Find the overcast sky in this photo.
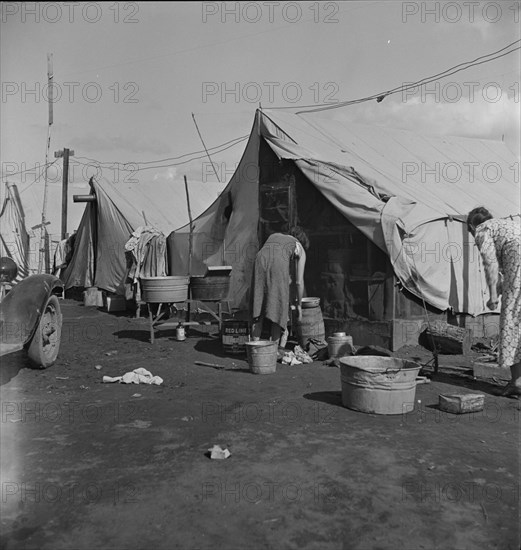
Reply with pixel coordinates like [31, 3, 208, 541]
[1, 1, 519, 236]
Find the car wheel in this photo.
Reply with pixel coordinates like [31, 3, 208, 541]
[27, 295, 62, 368]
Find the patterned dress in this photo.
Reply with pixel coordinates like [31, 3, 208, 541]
[252, 233, 300, 328]
[475, 218, 521, 368]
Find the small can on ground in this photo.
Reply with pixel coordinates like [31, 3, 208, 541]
[176, 323, 186, 341]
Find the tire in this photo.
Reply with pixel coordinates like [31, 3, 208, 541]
[27, 295, 62, 368]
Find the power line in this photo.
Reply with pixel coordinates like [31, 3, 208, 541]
[291, 39, 520, 114]
[6, 134, 248, 188]
[74, 134, 248, 167]
[18, 160, 60, 194]
[70, 136, 248, 174]
[1, 160, 57, 180]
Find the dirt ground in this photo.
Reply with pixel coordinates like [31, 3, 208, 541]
[1, 299, 519, 550]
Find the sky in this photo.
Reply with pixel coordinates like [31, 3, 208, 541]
[1, 1, 520, 240]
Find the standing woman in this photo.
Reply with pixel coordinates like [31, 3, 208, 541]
[251, 226, 309, 345]
[467, 207, 521, 396]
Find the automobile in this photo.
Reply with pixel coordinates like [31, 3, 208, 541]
[0, 257, 63, 368]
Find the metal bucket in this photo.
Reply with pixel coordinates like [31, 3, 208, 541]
[222, 320, 249, 355]
[141, 276, 189, 303]
[327, 333, 354, 359]
[190, 275, 230, 301]
[339, 356, 421, 415]
[245, 340, 277, 374]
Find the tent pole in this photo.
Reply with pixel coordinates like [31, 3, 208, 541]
[184, 175, 193, 277]
[184, 175, 194, 326]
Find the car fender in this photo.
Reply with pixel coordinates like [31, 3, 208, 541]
[0, 274, 64, 351]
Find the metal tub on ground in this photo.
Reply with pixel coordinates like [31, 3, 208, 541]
[339, 356, 421, 415]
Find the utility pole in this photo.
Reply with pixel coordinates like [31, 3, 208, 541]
[39, 53, 54, 274]
[54, 148, 74, 240]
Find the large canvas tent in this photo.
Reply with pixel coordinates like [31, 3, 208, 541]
[168, 109, 520, 347]
[63, 176, 223, 294]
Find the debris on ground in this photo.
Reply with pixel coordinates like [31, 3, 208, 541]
[208, 444, 231, 459]
[280, 346, 313, 365]
[194, 361, 225, 369]
[281, 352, 301, 365]
[102, 368, 163, 385]
[94, 365, 103, 370]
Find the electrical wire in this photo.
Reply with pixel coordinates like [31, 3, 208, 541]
[73, 135, 248, 169]
[70, 136, 248, 174]
[1, 160, 57, 181]
[17, 160, 60, 194]
[290, 40, 520, 114]
[9, 40, 518, 181]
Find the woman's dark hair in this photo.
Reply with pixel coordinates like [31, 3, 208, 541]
[467, 207, 493, 232]
[288, 225, 310, 251]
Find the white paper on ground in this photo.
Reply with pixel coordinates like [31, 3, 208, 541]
[208, 444, 231, 459]
[102, 368, 163, 385]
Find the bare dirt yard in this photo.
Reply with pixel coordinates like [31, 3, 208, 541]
[1, 299, 519, 550]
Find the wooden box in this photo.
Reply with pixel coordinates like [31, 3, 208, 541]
[439, 393, 485, 414]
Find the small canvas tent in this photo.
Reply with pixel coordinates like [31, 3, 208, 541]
[0, 183, 31, 281]
[63, 176, 222, 294]
[168, 109, 520, 348]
